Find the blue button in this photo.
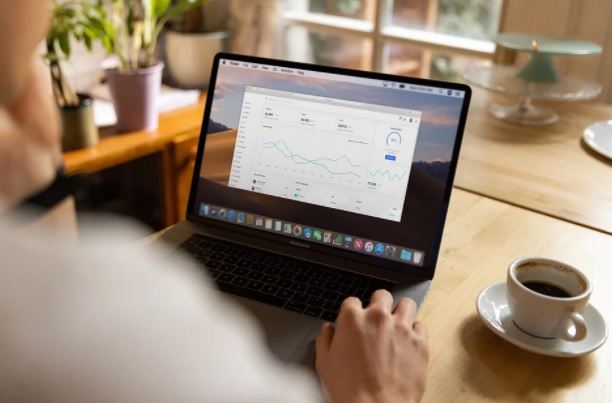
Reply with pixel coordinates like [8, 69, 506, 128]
[400, 250, 412, 261]
[375, 244, 385, 255]
[385, 155, 396, 161]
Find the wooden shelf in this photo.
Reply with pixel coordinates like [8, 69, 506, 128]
[64, 96, 206, 175]
[63, 95, 207, 227]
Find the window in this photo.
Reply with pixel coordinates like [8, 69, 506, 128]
[281, 0, 612, 103]
[282, 0, 502, 80]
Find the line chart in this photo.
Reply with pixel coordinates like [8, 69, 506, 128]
[369, 169, 407, 181]
[261, 140, 364, 177]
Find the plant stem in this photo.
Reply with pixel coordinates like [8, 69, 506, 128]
[132, 21, 143, 70]
[47, 37, 79, 107]
[113, 0, 130, 70]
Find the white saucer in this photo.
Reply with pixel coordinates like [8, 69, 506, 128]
[583, 120, 612, 160]
[476, 283, 608, 357]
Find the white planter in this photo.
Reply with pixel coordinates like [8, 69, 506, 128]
[165, 30, 229, 89]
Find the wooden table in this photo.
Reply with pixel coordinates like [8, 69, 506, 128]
[421, 188, 611, 402]
[63, 97, 206, 226]
[147, 188, 611, 401]
[134, 89, 612, 400]
[455, 88, 612, 234]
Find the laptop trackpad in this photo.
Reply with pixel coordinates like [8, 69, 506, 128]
[232, 297, 321, 366]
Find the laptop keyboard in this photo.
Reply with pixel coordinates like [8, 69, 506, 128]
[176, 234, 395, 322]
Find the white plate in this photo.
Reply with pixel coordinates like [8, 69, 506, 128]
[583, 120, 612, 160]
[476, 282, 608, 357]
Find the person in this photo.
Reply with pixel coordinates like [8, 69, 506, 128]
[0, 1, 429, 402]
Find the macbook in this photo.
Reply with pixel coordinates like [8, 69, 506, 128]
[158, 53, 471, 367]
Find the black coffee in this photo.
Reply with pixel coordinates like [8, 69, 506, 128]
[522, 281, 571, 298]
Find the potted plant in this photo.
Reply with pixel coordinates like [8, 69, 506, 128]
[164, 0, 228, 89]
[104, 0, 208, 132]
[46, 0, 112, 151]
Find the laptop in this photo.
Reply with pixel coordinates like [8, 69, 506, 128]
[159, 52, 471, 368]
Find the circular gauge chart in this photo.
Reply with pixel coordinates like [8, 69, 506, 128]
[386, 131, 402, 148]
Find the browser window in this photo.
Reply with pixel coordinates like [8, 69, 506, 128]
[229, 87, 422, 222]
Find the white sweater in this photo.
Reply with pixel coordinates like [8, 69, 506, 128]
[0, 216, 320, 403]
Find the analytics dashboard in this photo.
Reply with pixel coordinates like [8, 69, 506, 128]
[228, 86, 423, 222]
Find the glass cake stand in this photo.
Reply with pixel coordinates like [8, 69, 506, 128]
[463, 33, 602, 125]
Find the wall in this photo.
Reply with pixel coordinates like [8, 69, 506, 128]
[60, 42, 107, 93]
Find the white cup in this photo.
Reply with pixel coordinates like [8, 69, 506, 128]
[506, 257, 591, 341]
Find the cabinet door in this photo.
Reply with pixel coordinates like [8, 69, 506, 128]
[171, 132, 201, 221]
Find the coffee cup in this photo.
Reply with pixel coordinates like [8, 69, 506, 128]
[506, 257, 591, 341]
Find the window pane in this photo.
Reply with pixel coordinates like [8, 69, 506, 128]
[285, 26, 373, 70]
[387, 44, 425, 77]
[391, 0, 502, 40]
[387, 44, 490, 80]
[287, 0, 375, 21]
[429, 53, 490, 81]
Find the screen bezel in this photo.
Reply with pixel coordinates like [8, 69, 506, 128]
[186, 52, 471, 279]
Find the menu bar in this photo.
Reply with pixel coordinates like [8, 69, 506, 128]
[220, 58, 465, 99]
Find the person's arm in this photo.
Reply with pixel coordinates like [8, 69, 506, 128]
[0, 221, 321, 403]
[0, 0, 52, 103]
[0, 0, 62, 213]
[316, 290, 429, 403]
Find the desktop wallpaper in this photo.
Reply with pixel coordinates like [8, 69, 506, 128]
[206, 65, 465, 183]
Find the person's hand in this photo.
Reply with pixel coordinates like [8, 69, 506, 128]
[315, 290, 429, 403]
[0, 56, 62, 212]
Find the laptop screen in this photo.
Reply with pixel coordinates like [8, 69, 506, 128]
[188, 53, 471, 275]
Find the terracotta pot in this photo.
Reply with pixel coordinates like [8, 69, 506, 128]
[60, 94, 99, 151]
[105, 62, 164, 133]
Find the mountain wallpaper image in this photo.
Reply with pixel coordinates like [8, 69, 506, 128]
[414, 161, 451, 183]
[208, 119, 231, 134]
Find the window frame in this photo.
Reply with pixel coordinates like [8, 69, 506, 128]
[281, 0, 501, 75]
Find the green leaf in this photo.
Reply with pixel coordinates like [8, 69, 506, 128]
[58, 31, 71, 57]
[101, 36, 113, 53]
[84, 33, 93, 51]
[87, 16, 107, 32]
[153, 0, 172, 18]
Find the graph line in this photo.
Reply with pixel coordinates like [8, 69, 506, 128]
[369, 169, 407, 181]
[261, 140, 363, 177]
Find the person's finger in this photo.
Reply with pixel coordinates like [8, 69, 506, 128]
[368, 289, 393, 311]
[336, 296, 362, 325]
[315, 323, 335, 375]
[413, 320, 428, 338]
[316, 322, 335, 352]
[316, 322, 335, 355]
[339, 295, 362, 311]
[392, 297, 417, 320]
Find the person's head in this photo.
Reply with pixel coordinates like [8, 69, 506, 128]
[0, 0, 53, 104]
